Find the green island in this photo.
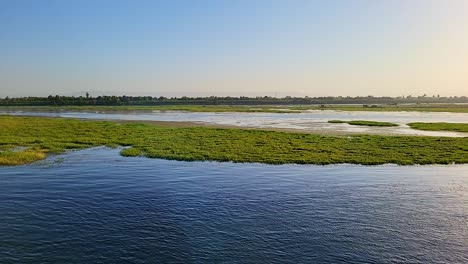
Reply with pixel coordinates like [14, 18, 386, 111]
[408, 122, 468, 133]
[292, 104, 468, 113]
[328, 120, 399, 127]
[1, 116, 467, 166]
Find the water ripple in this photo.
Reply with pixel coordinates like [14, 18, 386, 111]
[0, 148, 467, 263]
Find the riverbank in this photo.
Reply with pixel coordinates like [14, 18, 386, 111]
[296, 104, 468, 113]
[1, 116, 467, 166]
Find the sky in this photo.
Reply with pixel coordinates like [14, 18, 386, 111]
[1, 0, 467, 97]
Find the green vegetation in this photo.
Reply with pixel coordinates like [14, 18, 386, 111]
[120, 147, 143, 157]
[327, 120, 347, 124]
[328, 120, 399, 127]
[293, 104, 468, 113]
[1, 116, 467, 166]
[408, 122, 468, 133]
[0, 149, 46, 166]
[2, 95, 467, 108]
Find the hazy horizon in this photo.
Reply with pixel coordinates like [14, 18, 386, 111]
[3, 91, 468, 99]
[1, 0, 468, 98]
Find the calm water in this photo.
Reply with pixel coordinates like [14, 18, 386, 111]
[1, 148, 467, 263]
[2, 109, 468, 137]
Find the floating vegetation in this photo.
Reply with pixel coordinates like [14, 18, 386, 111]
[328, 120, 399, 127]
[408, 122, 468, 133]
[0, 116, 467, 166]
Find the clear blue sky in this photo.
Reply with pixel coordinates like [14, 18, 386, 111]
[1, 0, 467, 97]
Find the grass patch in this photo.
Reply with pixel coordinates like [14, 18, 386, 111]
[0, 148, 47, 166]
[293, 104, 468, 113]
[328, 120, 399, 127]
[120, 147, 143, 157]
[0, 116, 467, 166]
[408, 122, 468, 133]
[328, 120, 347, 124]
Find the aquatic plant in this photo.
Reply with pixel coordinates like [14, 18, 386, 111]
[0, 116, 467, 166]
[408, 122, 468, 133]
[328, 120, 399, 127]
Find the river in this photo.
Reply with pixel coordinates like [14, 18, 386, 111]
[1, 148, 467, 263]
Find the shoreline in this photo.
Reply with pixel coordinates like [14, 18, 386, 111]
[31, 146, 468, 168]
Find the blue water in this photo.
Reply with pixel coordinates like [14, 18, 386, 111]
[1, 148, 467, 263]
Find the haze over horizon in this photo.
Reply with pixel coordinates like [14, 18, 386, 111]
[1, 0, 467, 98]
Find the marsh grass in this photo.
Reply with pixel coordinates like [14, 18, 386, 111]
[120, 147, 143, 157]
[293, 104, 468, 113]
[0, 116, 467, 166]
[0, 148, 47, 166]
[408, 122, 468, 133]
[328, 120, 399, 127]
[328, 120, 347, 124]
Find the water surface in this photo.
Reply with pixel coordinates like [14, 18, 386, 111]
[1, 148, 467, 263]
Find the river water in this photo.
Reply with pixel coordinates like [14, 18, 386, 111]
[2, 109, 468, 137]
[1, 148, 467, 263]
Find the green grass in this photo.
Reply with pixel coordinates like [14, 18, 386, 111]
[120, 147, 143, 157]
[328, 120, 399, 127]
[0, 149, 47, 166]
[292, 104, 468, 113]
[408, 122, 468, 133]
[327, 120, 347, 124]
[0, 116, 467, 166]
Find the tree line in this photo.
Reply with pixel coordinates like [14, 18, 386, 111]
[1, 94, 467, 106]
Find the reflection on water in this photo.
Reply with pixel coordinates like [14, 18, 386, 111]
[0, 148, 467, 263]
[2, 109, 468, 137]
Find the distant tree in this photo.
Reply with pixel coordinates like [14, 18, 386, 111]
[1, 94, 468, 106]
